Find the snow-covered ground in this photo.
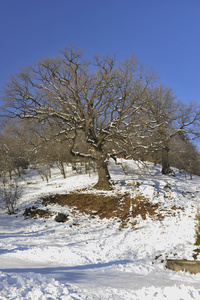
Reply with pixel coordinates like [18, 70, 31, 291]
[0, 160, 200, 299]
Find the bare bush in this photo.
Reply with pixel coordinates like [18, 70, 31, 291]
[0, 180, 23, 214]
[34, 164, 51, 182]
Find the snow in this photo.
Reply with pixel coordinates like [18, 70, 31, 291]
[0, 160, 200, 299]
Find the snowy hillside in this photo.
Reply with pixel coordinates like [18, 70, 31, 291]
[0, 159, 200, 299]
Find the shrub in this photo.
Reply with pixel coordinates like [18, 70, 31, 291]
[0, 180, 22, 214]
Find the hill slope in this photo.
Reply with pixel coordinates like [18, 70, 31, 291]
[0, 160, 200, 299]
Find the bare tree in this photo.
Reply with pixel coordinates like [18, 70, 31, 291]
[143, 85, 200, 174]
[169, 136, 200, 178]
[0, 180, 22, 214]
[1, 46, 157, 189]
[0, 120, 30, 180]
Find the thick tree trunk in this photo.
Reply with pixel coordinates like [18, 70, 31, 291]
[94, 158, 111, 190]
[70, 143, 111, 189]
[161, 146, 170, 175]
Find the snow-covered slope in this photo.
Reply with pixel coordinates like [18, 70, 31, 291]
[0, 160, 200, 299]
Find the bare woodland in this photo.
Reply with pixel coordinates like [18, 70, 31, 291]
[1, 46, 200, 190]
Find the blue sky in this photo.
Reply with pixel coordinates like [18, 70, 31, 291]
[0, 0, 200, 104]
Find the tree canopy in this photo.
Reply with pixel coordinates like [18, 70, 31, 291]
[1, 46, 200, 189]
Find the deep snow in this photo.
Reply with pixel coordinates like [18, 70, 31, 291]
[0, 160, 200, 299]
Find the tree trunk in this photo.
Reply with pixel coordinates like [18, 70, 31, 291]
[162, 146, 170, 174]
[94, 158, 111, 190]
[56, 161, 66, 179]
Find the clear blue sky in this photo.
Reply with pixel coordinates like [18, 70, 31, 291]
[0, 0, 200, 104]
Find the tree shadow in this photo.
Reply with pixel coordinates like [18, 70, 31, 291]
[0, 259, 133, 283]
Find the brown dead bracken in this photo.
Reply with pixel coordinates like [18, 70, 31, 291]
[41, 192, 165, 226]
[23, 206, 54, 219]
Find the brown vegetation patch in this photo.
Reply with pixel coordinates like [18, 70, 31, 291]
[193, 248, 200, 260]
[23, 206, 54, 219]
[171, 205, 185, 211]
[41, 192, 165, 226]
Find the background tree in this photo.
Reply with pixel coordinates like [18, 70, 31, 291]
[142, 85, 200, 174]
[169, 136, 200, 177]
[0, 119, 30, 180]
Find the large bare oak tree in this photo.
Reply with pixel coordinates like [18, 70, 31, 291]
[2, 46, 158, 189]
[2, 46, 199, 186]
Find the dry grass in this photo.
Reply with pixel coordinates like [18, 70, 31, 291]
[41, 192, 165, 226]
[23, 206, 55, 219]
[23, 190, 185, 228]
[24, 191, 185, 227]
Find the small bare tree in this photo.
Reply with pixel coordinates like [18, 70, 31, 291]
[0, 180, 22, 214]
[0, 119, 31, 180]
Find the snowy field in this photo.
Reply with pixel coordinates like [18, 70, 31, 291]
[0, 159, 200, 299]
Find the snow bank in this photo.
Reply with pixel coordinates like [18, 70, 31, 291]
[0, 271, 200, 299]
[0, 271, 77, 300]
